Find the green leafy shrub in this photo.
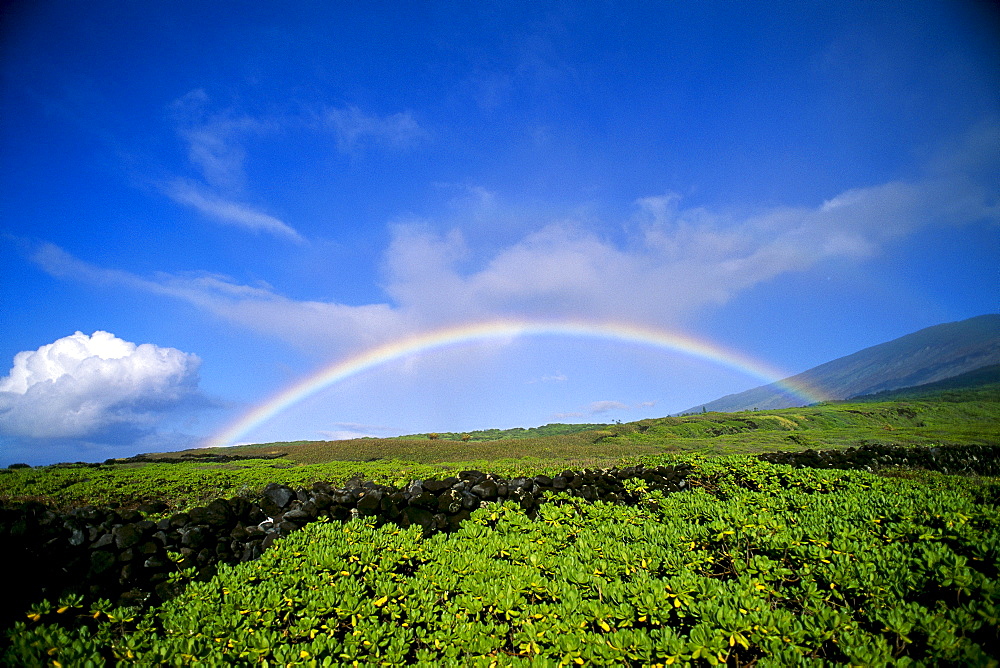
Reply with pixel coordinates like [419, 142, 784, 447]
[8, 459, 997, 666]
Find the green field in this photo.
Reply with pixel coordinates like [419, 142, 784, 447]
[2, 396, 999, 666]
[4, 398, 997, 514]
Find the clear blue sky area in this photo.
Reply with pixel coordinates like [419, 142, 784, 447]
[2, 1, 998, 464]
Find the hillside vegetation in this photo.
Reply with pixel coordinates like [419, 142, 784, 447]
[3, 398, 997, 515]
[114, 396, 1000, 469]
[849, 363, 1000, 403]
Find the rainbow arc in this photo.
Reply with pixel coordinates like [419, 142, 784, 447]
[207, 319, 825, 448]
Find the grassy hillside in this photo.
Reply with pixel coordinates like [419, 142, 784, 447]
[6, 398, 997, 513]
[168, 398, 1000, 463]
[849, 363, 1000, 403]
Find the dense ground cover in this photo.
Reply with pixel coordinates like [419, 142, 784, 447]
[2, 398, 998, 666]
[5, 457, 999, 666]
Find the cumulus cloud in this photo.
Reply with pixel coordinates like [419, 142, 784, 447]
[324, 105, 428, 153]
[0, 331, 202, 441]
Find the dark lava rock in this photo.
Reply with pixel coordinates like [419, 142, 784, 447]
[460, 491, 481, 511]
[181, 526, 210, 550]
[89, 550, 117, 576]
[261, 533, 278, 550]
[299, 500, 319, 519]
[470, 479, 499, 500]
[281, 509, 311, 525]
[447, 509, 471, 529]
[533, 475, 553, 488]
[144, 555, 168, 570]
[113, 523, 147, 549]
[91, 533, 114, 549]
[438, 490, 462, 513]
[263, 485, 296, 511]
[509, 477, 531, 490]
[422, 479, 450, 493]
[402, 506, 435, 531]
[356, 491, 383, 513]
[410, 491, 439, 510]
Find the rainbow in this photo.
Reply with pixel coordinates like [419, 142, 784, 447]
[207, 319, 825, 448]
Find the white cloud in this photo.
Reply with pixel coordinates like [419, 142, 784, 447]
[165, 90, 303, 242]
[30, 243, 406, 354]
[165, 180, 303, 242]
[325, 105, 428, 153]
[315, 429, 379, 441]
[527, 372, 567, 384]
[0, 331, 202, 440]
[316, 422, 392, 441]
[31, 128, 999, 359]
[587, 400, 630, 414]
[553, 399, 652, 420]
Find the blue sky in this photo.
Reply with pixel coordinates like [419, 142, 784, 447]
[2, 1, 997, 465]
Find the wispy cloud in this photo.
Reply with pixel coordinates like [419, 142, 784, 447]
[165, 180, 303, 242]
[527, 372, 567, 384]
[587, 400, 630, 414]
[552, 399, 654, 420]
[165, 90, 304, 241]
[30, 127, 999, 359]
[30, 243, 405, 354]
[324, 105, 428, 153]
[315, 422, 392, 441]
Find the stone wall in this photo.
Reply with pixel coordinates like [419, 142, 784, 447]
[2, 464, 689, 632]
[757, 443, 999, 475]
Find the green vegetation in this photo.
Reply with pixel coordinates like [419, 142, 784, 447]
[3, 397, 998, 665]
[6, 458, 999, 666]
[2, 399, 998, 513]
[426, 423, 609, 442]
[849, 365, 1000, 404]
[123, 398, 1000, 465]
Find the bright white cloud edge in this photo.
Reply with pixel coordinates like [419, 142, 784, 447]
[0, 331, 202, 441]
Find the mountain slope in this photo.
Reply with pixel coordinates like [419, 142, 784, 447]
[849, 363, 1000, 403]
[683, 314, 1000, 413]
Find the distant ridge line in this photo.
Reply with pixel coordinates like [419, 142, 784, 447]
[681, 314, 1000, 414]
